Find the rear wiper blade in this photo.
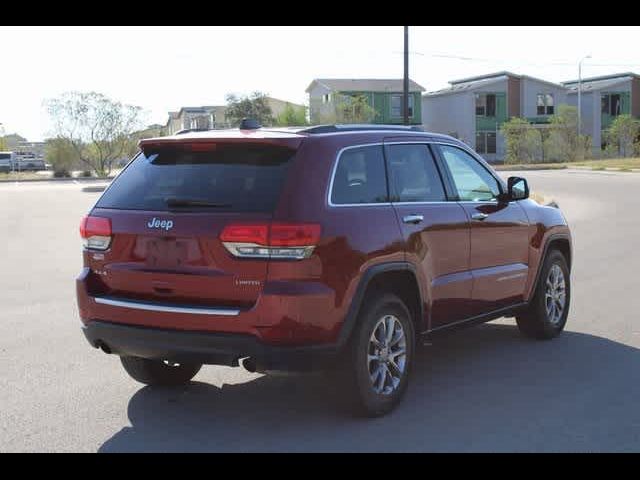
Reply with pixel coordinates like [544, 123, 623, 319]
[165, 198, 232, 209]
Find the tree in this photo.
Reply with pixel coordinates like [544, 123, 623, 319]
[225, 92, 274, 127]
[604, 115, 640, 158]
[46, 91, 145, 176]
[316, 93, 378, 124]
[546, 105, 589, 162]
[501, 118, 541, 164]
[275, 104, 308, 126]
[45, 137, 79, 177]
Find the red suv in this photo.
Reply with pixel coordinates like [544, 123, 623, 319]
[77, 124, 572, 416]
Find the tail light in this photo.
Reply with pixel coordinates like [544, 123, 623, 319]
[220, 223, 321, 260]
[79, 216, 112, 251]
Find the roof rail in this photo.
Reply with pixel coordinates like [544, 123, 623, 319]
[299, 124, 424, 134]
[174, 128, 211, 135]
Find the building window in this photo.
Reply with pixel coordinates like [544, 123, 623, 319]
[322, 93, 331, 104]
[390, 95, 414, 118]
[601, 93, 622, 116]
[475, 131, 497, 155]
[476, 94, 496, 117]
[537, 94, 555, 115]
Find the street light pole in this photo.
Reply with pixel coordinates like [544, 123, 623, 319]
[578, 55, 591, 136]
[403, 26, 409, 126]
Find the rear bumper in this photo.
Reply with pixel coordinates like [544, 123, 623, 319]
[82, 320, 341, 371]
[76, 267, 342, 346]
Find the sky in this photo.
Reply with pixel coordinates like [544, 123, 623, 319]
[1, 25, 640, 141]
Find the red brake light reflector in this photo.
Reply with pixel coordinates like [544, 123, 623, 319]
[80, 216, 112, 250]
[80, 216, 112, 238]
[269, 223, 321, 246]
[220, 224, 270, 245]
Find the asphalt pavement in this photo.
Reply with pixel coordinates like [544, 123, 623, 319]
[1, 170, 639, 452]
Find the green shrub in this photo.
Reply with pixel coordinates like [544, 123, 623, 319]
[53, 169, 71, 178]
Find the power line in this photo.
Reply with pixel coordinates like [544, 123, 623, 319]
[410, 51, 640, 69]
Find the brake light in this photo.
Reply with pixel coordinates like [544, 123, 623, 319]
[79, 216, 112, 251]
[270, 223, 321, 246]
[220, 223, 321, 260]
[220, 224, 269, 245]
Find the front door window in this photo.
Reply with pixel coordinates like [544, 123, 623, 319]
[438, 145, 501, 202]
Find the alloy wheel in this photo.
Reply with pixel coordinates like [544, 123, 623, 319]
[545, 264, 566, 325]
[367, 315, 407, 395]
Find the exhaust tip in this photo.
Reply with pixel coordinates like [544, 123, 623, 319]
[242, 357, 257, 373]
[94, 341, 112, 354]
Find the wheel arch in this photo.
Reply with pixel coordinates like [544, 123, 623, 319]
[528, 233, 572, 303]
[336, 262, 425, 348]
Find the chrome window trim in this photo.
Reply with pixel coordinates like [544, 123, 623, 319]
[327, 140, 502, 208]
[392, 201, 455, 206]
[94, 296, 241, 316]
[327, 143, 391, 208]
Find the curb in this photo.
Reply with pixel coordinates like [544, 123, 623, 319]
[0, 176, 113, 184]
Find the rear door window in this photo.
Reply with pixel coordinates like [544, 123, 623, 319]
[96, 143, 295, 213]
[330, 145, 388, 205]
[386, 144, 446, 202]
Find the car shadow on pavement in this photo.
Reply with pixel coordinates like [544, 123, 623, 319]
[99, 323, 640, 452]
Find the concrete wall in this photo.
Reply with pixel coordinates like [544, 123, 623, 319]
[566, 92, 600, 151]
[308, 83, 333, 123]
[422, 92, 475, 147]
[267, 98, 305, 119]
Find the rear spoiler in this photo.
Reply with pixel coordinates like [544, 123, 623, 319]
[139, 135, 304, 153]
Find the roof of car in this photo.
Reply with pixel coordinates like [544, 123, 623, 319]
[139, 125, 462, 147]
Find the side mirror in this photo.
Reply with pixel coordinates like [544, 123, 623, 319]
[507, 176, 529, 201]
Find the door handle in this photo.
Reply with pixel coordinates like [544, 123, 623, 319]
[402, 214, 424, 225]
[471, 212, 489, 221]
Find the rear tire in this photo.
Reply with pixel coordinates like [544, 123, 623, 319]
[517, 249, 570, 340]
[342, 293, 415, 417]
[120, 356, 202, 386]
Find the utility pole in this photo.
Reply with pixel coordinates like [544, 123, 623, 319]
[403, 26, 409, 126]
[578, 55, 591, 136]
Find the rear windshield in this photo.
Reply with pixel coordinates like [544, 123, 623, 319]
[96, 143, 295, 213]
[0, 153, 11, 160]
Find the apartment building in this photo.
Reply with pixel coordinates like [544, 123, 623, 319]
[307, 78, 425, 125]
[422, 72, 568, 162]
[563, 72, 640, 152]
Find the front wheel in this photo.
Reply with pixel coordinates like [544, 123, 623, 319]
[120, 356, 202, 386]
[517, 249, 571, 340]
[343, 293, 415, 417]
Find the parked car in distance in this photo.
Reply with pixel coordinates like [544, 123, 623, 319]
[0, 151, 15, 173]
[76, 123, 572, 416]
[13, 153, 46, 171]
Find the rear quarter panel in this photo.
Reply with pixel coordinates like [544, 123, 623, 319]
[268, 135, 405, 343]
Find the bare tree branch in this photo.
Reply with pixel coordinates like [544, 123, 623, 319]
[46, 91, 146, 176]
